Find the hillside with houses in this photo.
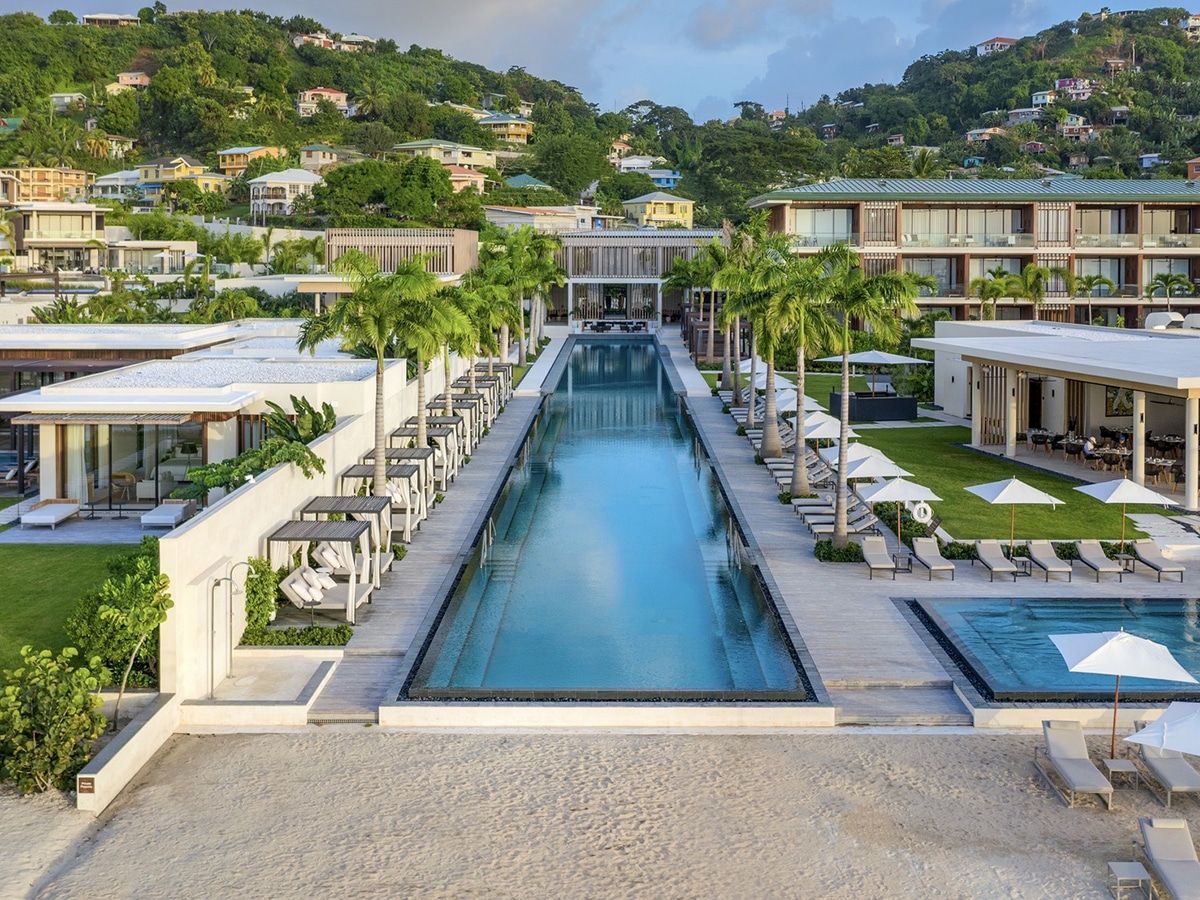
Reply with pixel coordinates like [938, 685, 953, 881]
[5, 6, 1200, 232]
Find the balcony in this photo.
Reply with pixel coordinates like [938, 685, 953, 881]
[1074, 234, 1139, 249]
[1142, 233, 1200, 249]
[791, 233, 859, 248]
[901, 233, 1033, 248]
[252, 188, 289, 201]
[23, 230, 103, 242]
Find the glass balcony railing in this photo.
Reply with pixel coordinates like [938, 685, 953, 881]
[24, 231, 103, 241]
[1142, 233, 1200, 249]
[791, 233, 859, 248]
[1074, 234, 1139, 249]
[901, 233, 1034, 248]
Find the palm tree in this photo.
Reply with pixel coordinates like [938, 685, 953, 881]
[725, 279, 783, 455]
[761, 244, 838, 496]
[1076, 273, 1116, 324]
[1008, 263, 1051, 320]
[1147, 272, 1192, 313]
[909, 147, 941, 179]
[700, 237, 730, 364]
[438, 289, 477, 415]
[298, 250, 438, 497]
[968, 274, 1007, 321]
[711, 218, 761, 395]
[526, 231, 564, 356]
[821, 245, 930, 548]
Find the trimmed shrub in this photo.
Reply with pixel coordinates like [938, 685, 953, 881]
[814, 540, 864, 562]
[243, 557, 280, 631]
[938, 541, 977, 560]
[241, 625, 353, 646]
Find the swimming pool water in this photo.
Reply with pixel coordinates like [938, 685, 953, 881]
[917, 598, 1200, 701]
[406, 340, 806, 700]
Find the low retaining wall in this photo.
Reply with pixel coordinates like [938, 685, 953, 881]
[76, 694, 181, 814]
[380, 702, 836, 729]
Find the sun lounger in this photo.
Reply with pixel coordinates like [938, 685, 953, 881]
[279, 566, 371, 623]
[1033, 719, 1113, 809]
[974, 540, 1018, 582]
[1075, 540, 1124, 582]
[1133, 539, 1186, 583]
[0, 459, 37, 487]
[911, 537, 955, 580]
[313, 540, 370, 583]
[20, 499, 79, 529]
[1026, 540, 1073, 582]
[810, 513, 880, 537]
[861, 535, 899, 579]
[1138, 817, 1200, 899]
[1134, 724, 1200, 808]
[140, 499, 196, 530]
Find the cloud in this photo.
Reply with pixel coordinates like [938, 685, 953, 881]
[683, 0, 832, 50]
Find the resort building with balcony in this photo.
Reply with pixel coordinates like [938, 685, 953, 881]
[296, 88, 355, 118]
[0, 167, 94, 203]
[117, 71, 150, 88]
[976, 36, 1016, 54]
[216, 146, 287, 177]
[7, 202, 106, 270]
[135, 156, 228, 206]
[478, 112, 534, 144]
[749, 178, 1200, 324]
[248, 168, 322, 219]
[82, 13, 139, 26]
[621, 192, 694, 229]
[392, 140, 497, 171]
[91, 169, 141, 202]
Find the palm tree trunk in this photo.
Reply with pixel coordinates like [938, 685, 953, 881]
[746, 333, 758, 429]
[517, 297, 528, 367]
[443, 345, 454, 415]
[791, 343, 810, 497]
[833, 336, 852, 548]
[759, 360, 783, 458]
[417, 356, 429, 450]
[730, 317, 742, 409]
[469, 352, 477, 393]
[372, 359, 387, 498]
[499, 324, 510, 365]
[706, 289, 716, 364]
[719, 325, 732, 391]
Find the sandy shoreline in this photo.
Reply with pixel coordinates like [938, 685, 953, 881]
[6, 729, 1191, 898]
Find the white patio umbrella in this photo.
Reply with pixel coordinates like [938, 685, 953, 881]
[1125, 701, 1200, 755]
[816, 350, 931, 395]
[738, 357, 765, 373]
[804, 410, 839, 429]
[775, 390, 826, 413]
[820, 442, 881, 466]
[965, 477, 1063, 555]
[1073, 478, 1174, 551]
[754, 371, 795, 389]
[857, 478, 941, 553]
[805, 419, 858, 442]
[844, 455, 913, 481]
[1051, 630, 1198, 758]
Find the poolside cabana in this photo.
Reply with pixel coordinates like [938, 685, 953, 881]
[359, 447, 436, 500]
[916, 321, 1200, 510]
[266, 519, 373, 623]
[338, 463, 425, 543]
[299, 496, 393, 584]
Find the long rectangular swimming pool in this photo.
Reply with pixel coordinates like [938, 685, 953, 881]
[915, 598, 1200, 701]
[404, 339, 808, 701]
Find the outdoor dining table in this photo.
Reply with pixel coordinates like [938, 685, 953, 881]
[299, 496, 392, 584]
[338, 463, 425, 543]
[391, 424, 461, 482]
[361, 446, 437, 498]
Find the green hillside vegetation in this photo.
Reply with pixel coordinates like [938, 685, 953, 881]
[5, 7, 1200, 226]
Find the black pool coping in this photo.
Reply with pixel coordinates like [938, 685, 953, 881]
[395, 336, 823, 705]
[898, 596, 1200, 707]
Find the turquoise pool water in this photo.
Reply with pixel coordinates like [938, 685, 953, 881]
[917, 598, 1200, 701]
[406, 340, 806, 700]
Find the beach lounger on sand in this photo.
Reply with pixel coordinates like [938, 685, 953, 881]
[1026, 540, 1073, 582]
[861, 535, 898, 580]
[974, 540, 1017, 582]
[1134, 725, 1200, 808]
[1138, 817, 1200, 899]
[1133, 539, 1186, 583]
[911, 537, 955, 580]
[1075, 540, 1124, 582]
[1034, 720, 1113, 810]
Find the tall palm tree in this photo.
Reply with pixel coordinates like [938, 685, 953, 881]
[765, 247, 838, 497]
[821, 245, 930, 547]
[725, 280, 782, 455]
[1147, 272, 1192, 313]
[439, 289, 477, 415]
[968, 274, 1006, 321]
[297, 250, 439, 497]
[526, 230, 564, 355]
[713, 216, 767, 394]
[1076, 273, 1117, 324]
[700, 237, 730, 364]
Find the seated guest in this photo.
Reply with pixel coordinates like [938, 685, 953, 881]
[1084, 436, 1100, 469]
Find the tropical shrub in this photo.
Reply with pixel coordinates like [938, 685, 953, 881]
[241, 624, 353, 646]
[263, 395, 337, 445]
[172, 437, 324, 500]
[242, 557, 281, 631]
[0, 647, 108, 793]
[814, 539, 864, 562]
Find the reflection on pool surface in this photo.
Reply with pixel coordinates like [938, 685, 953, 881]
[405, 340, 807, 700]
[916, 598, 1200, 701]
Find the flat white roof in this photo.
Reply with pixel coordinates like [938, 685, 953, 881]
[914, 321, 1200, 394]
[0, 320, 298, 352]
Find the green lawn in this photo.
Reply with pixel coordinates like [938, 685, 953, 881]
[700, 370, 869, 396]
[0, 497, 19, 511]
[855, 426, 1163, 542]
[0, 545, 116, 671]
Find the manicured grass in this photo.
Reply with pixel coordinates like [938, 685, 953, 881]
[513, 364, 530, 386]
[700, 370, 869, 396]
[855, 426, 1163, 542]
[0, 544, 116, 671]
[0, 497, 19, 511]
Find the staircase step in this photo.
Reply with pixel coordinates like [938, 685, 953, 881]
[829, 685, 972, 726]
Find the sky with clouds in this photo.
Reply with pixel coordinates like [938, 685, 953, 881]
[42, 1, 1090, 118]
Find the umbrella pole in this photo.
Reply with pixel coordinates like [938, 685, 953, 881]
[1111, 673, 1121, 760]
[1010, 504, 1015, 558]
[896, 500, 902, 555]
[1120, 503, 1127, 553]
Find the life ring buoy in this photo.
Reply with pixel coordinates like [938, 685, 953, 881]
[912, 502, 933, 524]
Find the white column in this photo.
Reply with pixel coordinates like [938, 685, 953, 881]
[1132, 390, 1146, 486]
[1186, 397, 1199, 511]
[1005, 367, 1018, 458]
[970, 369, 982, 447]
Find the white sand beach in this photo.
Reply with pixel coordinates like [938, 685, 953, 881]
[9, 729, 1194, 899]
